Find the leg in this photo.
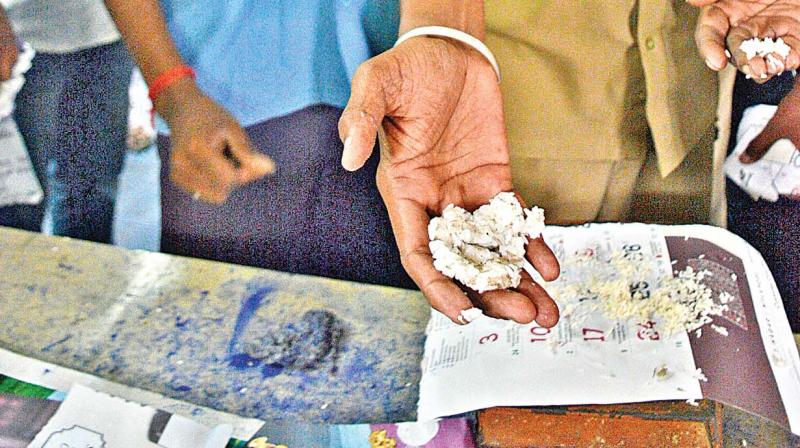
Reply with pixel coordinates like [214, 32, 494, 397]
[50, 41, 133, 242]
[726, 72, 800, 332]
[0, 52, 65, 231]
[301, 105, 412, 288]
[159, 104, 411, 288]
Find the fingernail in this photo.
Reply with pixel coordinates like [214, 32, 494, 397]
[705, 58, 722, 71]
[725, 49, 732, 59]
[341, 134, 357, 171]
[255, 154, 276, 174]
[739, 152, 754, 164]
[458, 307, 485, 324]
[767, 59, 777, 73]
[742, 65, 753, 79]
[767, 54, 784, 73]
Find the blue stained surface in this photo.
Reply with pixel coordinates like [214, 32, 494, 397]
[226, 285, 275, 357]
[40, 335, 72, 353]
[228, 353, 262, 371]
[0, 229, 430, 423]
[261, 363, 284, 379]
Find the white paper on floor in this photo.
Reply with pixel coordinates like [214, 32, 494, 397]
[28, 384, 232, 448]
[0, 43, 43, 207]
[725, 104, 800, 202]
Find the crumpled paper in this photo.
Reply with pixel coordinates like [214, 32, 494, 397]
[0, 42, 43, 207]
[724, 104, 800, 202]
[0, 43, 34, 119]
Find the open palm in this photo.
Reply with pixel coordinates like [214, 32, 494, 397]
[692, 0, 800, 82]
[339, 37, 560, 326]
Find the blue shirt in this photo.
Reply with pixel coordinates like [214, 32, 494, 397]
[159, 0, 398, 127]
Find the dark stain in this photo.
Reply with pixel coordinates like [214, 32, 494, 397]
[226, 284, 276, 356]
[57, 262, 76, 271]
[228, 310, 346, 378]
[175, 316, 191, 328]
[261, 363, 284, 378]
[228, 353, 262, 370]
[240, 310, 347, 376]
[41, 335, 73, 353]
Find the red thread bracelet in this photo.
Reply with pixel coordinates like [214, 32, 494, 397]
[148, 65, 196, 103]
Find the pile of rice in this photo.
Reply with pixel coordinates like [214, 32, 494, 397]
[428, 192, 545, 292]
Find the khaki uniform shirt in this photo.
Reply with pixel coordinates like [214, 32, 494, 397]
[486, 0, 733, 224]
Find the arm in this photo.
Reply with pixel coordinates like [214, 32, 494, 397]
[338, 1, 562, 326]
[103, 0, 274, 203]
[689, 0, 800, 162]
[399, 0, 485, 37]
[0, 5, 18, 81]
[691, 0, 800, 82]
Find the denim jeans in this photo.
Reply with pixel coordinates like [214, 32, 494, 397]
[0, 41, 133, 243]
[727, 72, 800, 332]
[158, 104, 414, 289]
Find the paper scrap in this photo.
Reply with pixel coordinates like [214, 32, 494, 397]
[28, 384, 229, 448]
[725, 104, 800, 202]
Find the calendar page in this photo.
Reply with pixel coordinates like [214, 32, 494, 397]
[417, 224, 800, 435]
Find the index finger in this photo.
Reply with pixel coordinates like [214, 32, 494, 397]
[222, 125, 276, 184]
[742, 91, 800, 163]
[514, 193, 560, 281]
[695, 5, 731, 71]
[526, 237, 560, 282]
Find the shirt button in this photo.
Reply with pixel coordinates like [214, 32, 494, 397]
[645, 36, 656, 50]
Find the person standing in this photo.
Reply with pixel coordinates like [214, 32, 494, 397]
[0, 0, 133, 243]
[692, 0, 800, 332]
[100, 0, 563, 326]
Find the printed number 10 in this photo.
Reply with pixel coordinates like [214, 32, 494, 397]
[530, 326, 550, 342]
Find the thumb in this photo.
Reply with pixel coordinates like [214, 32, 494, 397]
[686, 0, 717, 6]
[0, 45, 18, 81]
[742, 101, 797, 164]
[338, 56, 398, 171]
[223, 125, 276, 183]
[695, 5, 730, 71]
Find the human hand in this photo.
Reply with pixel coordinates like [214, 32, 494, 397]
[740, 80, 800, 163]
[338, 37, 561, 326]
[0, 10, 18, 81]
[690, 0, 800, 83]
[156, 79, 275, 204]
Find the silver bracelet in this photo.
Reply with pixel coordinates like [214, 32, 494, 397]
[394, 25, 501, 81]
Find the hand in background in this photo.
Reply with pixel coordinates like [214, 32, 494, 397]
[691, 0, 800, 83]
[156, 79, 275, 204]
[338, 37, 561, 327]
[741, 81, 800, 163]
[0, 9, 18, 81]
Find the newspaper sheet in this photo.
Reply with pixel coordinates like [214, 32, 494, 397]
[418, 224, 800, 434]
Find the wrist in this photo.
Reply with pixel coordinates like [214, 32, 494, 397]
[395, 26, 500, 80]
[399, 1, 485, 38]
[153, 76, 203, 125]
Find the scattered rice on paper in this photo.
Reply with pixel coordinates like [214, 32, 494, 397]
[553, 252, 729, 337]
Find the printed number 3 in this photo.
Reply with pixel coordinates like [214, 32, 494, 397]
[479, 333, 498, 344]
